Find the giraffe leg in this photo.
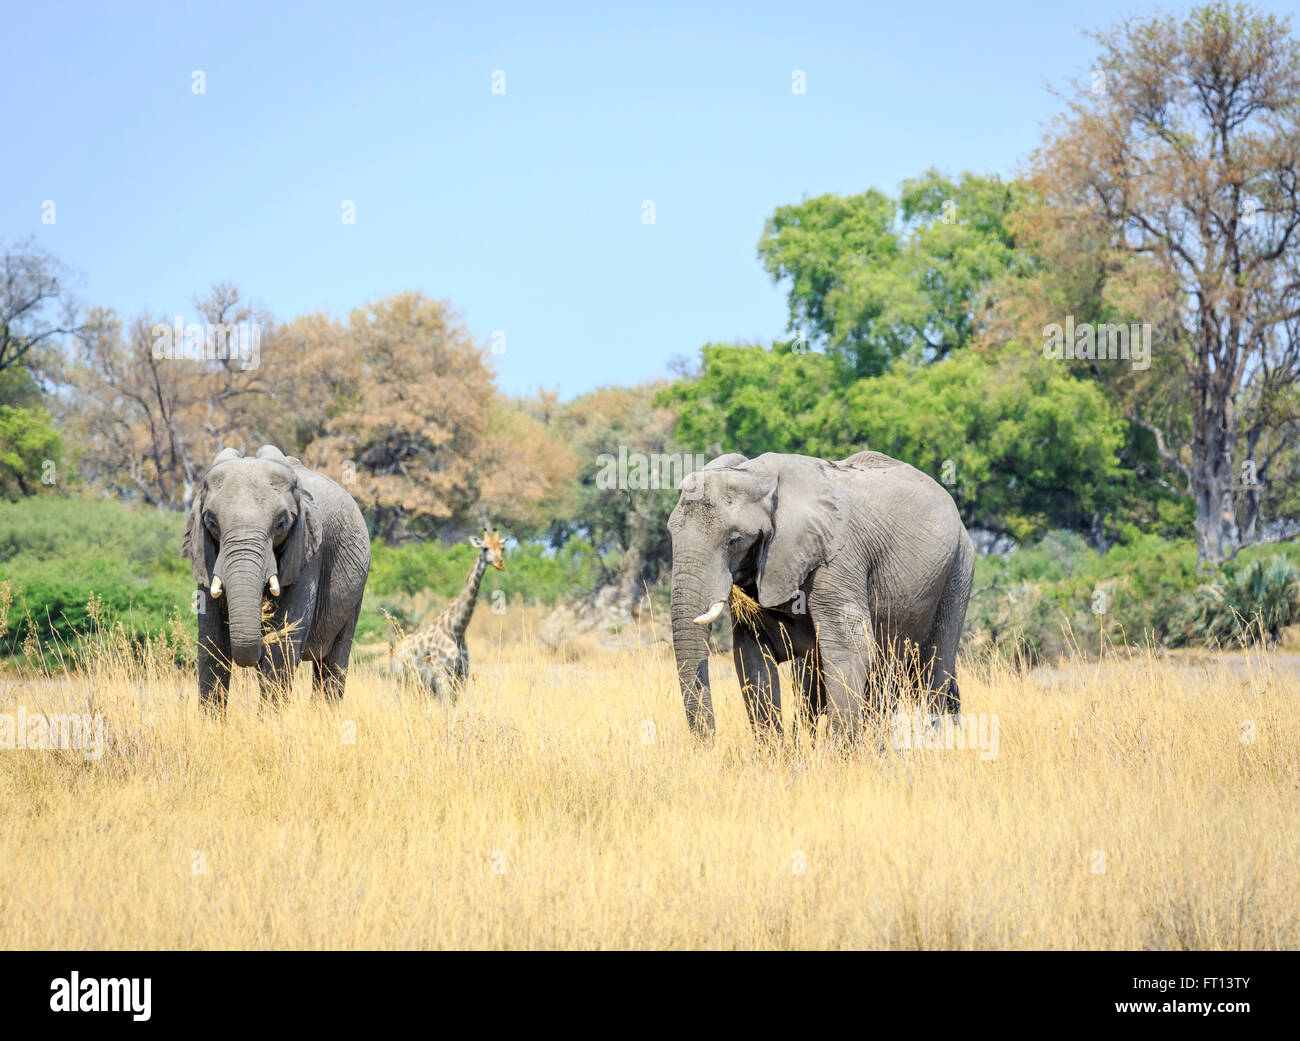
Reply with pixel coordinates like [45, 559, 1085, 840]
[420, 653, 454, 703]
[450, 646, 470, 703]
[420, 631, 460, 704]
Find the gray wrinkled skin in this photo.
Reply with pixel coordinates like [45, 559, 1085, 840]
[181, 445, 371, 709]
[667, 451, 974, 745]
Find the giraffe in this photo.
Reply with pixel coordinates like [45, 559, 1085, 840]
[389, 526, 506, 701]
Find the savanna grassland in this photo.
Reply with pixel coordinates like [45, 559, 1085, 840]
[1, 605, 1296, 951]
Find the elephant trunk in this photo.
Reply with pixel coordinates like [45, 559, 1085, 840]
[670, 556, 730, 742]
[218, 531, 275, 668]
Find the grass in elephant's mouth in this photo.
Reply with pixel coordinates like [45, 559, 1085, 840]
[0, 609, 1297, 949]
[728, 585, 763, 630]
[260, 597, 305, 646]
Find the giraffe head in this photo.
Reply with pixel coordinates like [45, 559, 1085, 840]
[470, 526, 506, 570]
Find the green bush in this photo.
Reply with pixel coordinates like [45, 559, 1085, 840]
[8, 497, 1297, 667]
[968, 530, 1300, 662]
[0, 497, 610, 660]
[361, 537, 605, 643]
[0, 495, 189, 575]
[0, 497, 193, 659]
[367, 537, 601, 603]
[1170, 555, 1300, 648]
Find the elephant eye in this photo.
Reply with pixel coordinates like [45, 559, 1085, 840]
[204, 513, 219, 534]
[275, 512, 292, 532]
[728, 532, 743, 546]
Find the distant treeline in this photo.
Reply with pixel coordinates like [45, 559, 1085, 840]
[5, 496, 1300, 667]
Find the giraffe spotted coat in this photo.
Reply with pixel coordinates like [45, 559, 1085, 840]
[389, 529, 505, 701]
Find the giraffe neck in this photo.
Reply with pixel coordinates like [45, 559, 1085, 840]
[443, 551, 489, 643]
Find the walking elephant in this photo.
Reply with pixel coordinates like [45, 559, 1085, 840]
[668, 450, 973, 742]
[181, 445, 371, 708]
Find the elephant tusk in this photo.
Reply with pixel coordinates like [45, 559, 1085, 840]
[693, 600, 726, 626]
[268, 575, 280, 597]
[210, 576, 223, 598]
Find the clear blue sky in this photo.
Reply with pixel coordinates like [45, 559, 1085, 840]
[4, 0, 1179, 397]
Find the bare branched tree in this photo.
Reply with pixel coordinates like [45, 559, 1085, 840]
[0, 237, 79, 377]
[56, 285, 276, 510]
[1029, 3, 1300, 564]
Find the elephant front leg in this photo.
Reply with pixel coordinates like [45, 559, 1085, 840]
[813, 611, 876, 748]
[258, 639, 303, 705]
[791, 652, 824, 745]
[732, 624, 782, 739]
[257, 599, 307, 705]
[196, 594, 232, 713]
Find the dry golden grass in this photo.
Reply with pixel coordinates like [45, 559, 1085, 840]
[1, 609, 1297, 950]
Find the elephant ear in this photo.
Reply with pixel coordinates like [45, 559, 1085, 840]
[181, 484, 217, 585]
[277, 484, 322, 588]
[752, 455, 848, 608]
[703, 452, 748, 470]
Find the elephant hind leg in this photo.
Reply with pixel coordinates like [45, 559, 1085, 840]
[312, 659, 346, 701]
[925, 540, 974, 718]
[316, 611, 359, 701]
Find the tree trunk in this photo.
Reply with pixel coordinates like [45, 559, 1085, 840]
[1192, 397, 1239, 567]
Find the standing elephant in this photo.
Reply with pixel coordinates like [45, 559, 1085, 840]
[181, 445, 371, 708]
[668, 450, 973, 742]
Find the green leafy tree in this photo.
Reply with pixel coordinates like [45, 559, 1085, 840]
[0, 365, 61, 499]
[0, 403, 60, 499]
[658, 342, 835, 456]
[1021, 3, 1300, 564]
[663, 343, 1131, 543]
[548, 383, 687, 609]
[814, 351, 1127, 542]
[898, 171, 1024, 359]
[757, 171, 1022, 378]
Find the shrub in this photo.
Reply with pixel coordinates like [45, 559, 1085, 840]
[965, 530, 1279, 662]
[361, 537, 605, 643]
[1170, 555, 1300, 648]
[0, 497, 192, 661]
